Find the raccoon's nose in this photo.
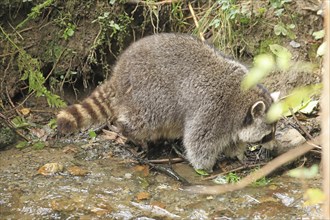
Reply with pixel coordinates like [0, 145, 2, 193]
[261, 132, 273, 143]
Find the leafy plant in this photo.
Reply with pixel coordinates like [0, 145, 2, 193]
[16, 0, 54, 29]
[11, 116, 29, 128]
[270, 0, 292, 17]
[242, 43, 321, 123]
[16, 141, 29, 149]
[274, 23, 296, 39]
[88, 130, 97, 139]
[1, 23, 66, 108]
[32, 141, 46, 150]
[226, 172, 240, 183]
[48, 118, 57, 129]
[62, 23, 76, 40]
[253, 176, 272, 186]
[18, 51, 66, 108]
[195, 169, 210, 176]
[191, 0, 256, 57]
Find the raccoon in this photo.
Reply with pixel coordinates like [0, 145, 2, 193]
[57, 33, 276, 171]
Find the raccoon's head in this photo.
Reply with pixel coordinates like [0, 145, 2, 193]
[238, 100, 276, 144]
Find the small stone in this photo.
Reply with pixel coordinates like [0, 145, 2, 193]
[274, 128, 306, 155]
[289, 40, 301, 48]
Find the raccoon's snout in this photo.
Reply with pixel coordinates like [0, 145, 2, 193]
[261, 132, 273, 144]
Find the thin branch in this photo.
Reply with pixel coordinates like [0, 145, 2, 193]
[290, 108, 314, 140]
[147, 157, 184, 164]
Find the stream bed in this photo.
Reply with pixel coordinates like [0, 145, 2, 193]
[0, 139, 323, 219]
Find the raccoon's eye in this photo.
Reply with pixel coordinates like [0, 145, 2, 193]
[261, 132, 273, 143]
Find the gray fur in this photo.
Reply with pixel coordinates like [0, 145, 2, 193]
[59, 33, 276, 171]
[109, 33, 275, 171]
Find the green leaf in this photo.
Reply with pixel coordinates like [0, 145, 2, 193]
[287, 24, 295, 29]
[312, 30, 325, 40]
[269, 44, 292, 70]
[253, 176, 271, 186]
[299, 100, 319, 114]
[48, 118, 57, 129]
[241, 54, 275, 90]
[274, 24, 287, 35]
[66, 28, 75, 37]
[16, 141, 29, 149]
[32, 141, 45, 150]
[267, 84, 322, 122]
[226, 172, 240, 183]
[287, 164, 318, 179]
[274, 8, 284, 16]
[11, 116, 29, 128]
[304, 188, 326, 206]
[317, 41, 326, 57]
[269, 44, 292, 58]
[195, 169, 210, 176]
[89, 130, 97, 138]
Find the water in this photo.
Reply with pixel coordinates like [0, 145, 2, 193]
[0, 140, 323, 219]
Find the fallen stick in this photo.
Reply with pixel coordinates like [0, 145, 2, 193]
[185, 136, 320, 194]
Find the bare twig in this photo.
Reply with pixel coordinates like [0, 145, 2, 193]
[122, 144, 190, 185]
[290, 108, 314, 140]
[5, 87, 22, 116]
[185, 136, 321, 194]
[147, 157, 184, 164]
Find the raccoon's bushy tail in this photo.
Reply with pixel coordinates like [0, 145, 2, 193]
[56, 83, 114, 134]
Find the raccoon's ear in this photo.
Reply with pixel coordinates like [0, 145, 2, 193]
[270, 91, 280, 102]
[251, 101, 266, 118]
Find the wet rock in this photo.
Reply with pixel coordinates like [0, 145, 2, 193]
[0, 121, 17, 150]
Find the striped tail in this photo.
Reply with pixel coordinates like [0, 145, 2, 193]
[56, 83, 114, 134]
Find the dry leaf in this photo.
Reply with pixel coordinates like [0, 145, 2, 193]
[134, 165, 150, 177]
[30, 128, 46, 139]
[62, 144, 79, 153]
[20, 108, 30, 116]
[102, 129, 127, 144]
[136, 192, 150, 201]
[67, 166, 89, 176]
[102, 130, 118, 140]
[38, 163, 64, 176]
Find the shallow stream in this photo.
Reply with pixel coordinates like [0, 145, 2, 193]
[0, 139, 323, 219]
